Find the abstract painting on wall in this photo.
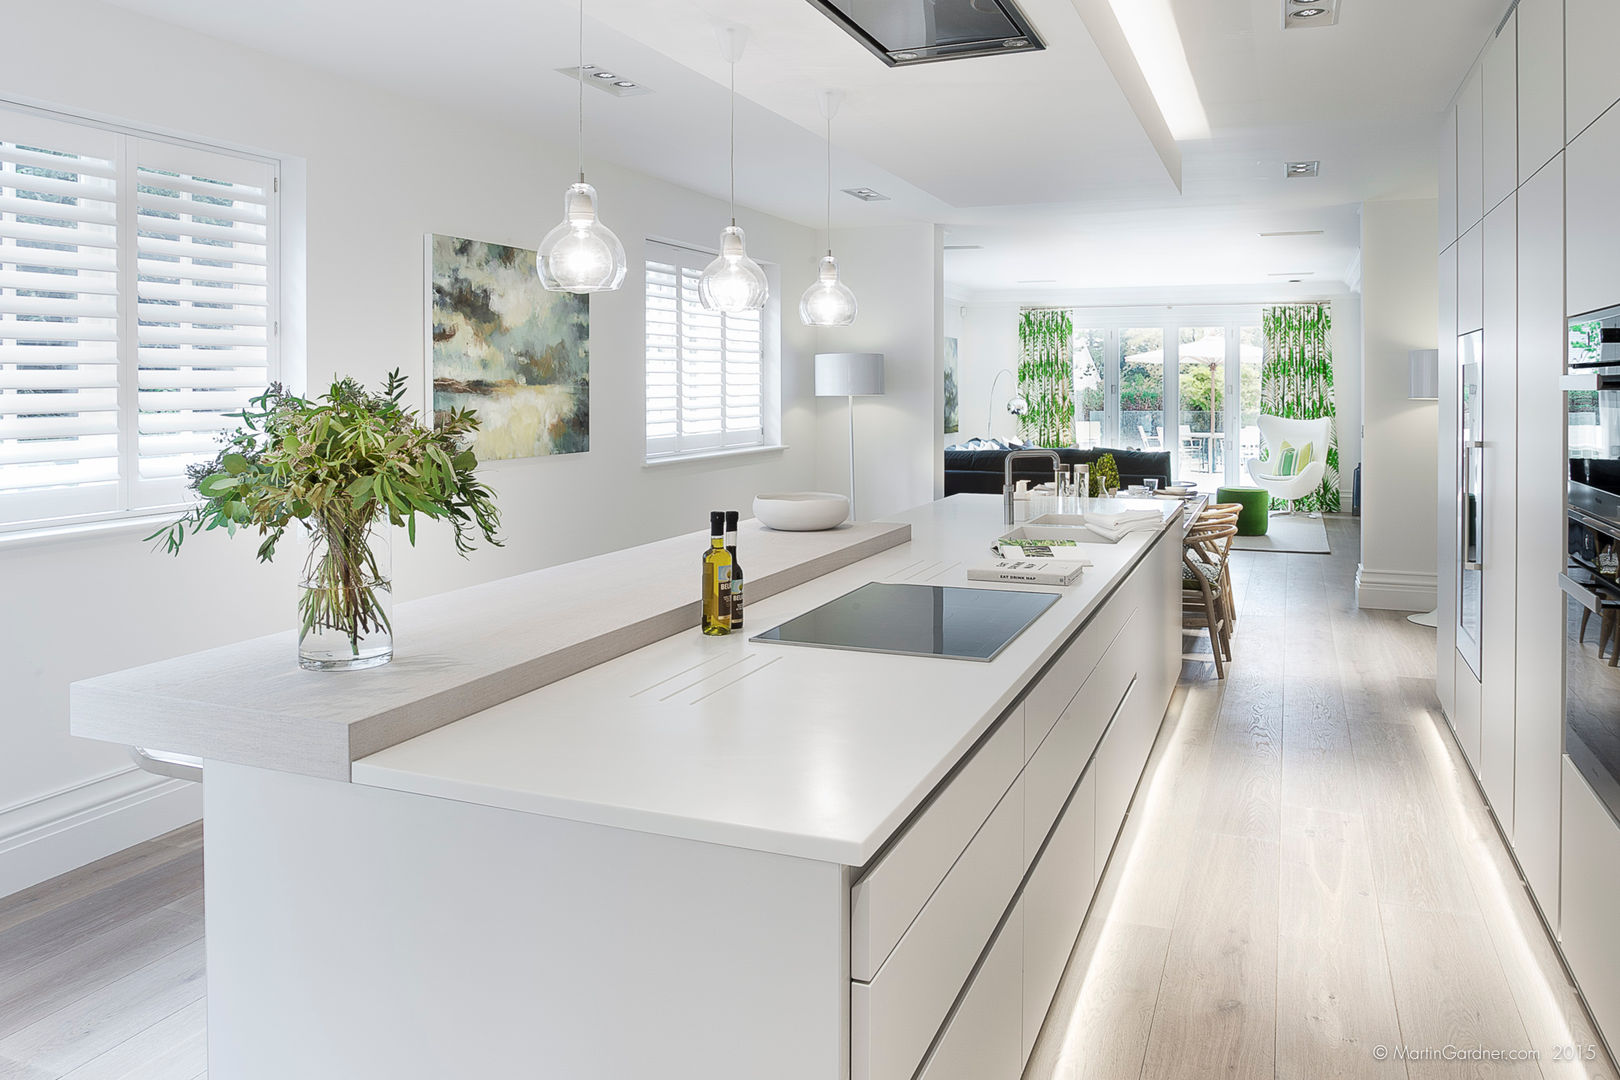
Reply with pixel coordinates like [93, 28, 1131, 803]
[428, 233, 589, 460]
[943, 336, 960, 435]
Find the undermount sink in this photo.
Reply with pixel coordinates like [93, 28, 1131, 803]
[999, 522, 1123, 546]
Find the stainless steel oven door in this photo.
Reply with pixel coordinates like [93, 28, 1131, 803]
[1562, 564, 1620, 823]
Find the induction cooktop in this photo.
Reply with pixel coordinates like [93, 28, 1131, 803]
[751, 582, 1059, 662]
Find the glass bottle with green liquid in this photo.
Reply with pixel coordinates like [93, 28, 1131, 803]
[701, 510, 734, 635]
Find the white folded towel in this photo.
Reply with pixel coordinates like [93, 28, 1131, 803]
[1083, 517, 1163, 542]
[1086, 508, 1161, 529]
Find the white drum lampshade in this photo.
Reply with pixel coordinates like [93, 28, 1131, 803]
[1409, 348, 1439, 400]
[815, 353, 885, 521]
[815, 352, 885, 397]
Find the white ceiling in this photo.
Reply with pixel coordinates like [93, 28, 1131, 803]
[101, 0, 1505, 295]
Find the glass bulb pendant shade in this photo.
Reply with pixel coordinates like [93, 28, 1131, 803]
[799, 254, 858, 326]
[698, 224, 769, 313]
[1007, 394, 1030, 418]
[537, 181, 627, 293]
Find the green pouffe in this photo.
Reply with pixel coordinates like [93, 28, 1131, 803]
[1217, 486, 1269, 536]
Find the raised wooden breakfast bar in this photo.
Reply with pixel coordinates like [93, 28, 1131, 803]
[71, 493, 1196, 1080]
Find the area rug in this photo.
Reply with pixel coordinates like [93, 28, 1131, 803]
[1231, 513, 1330, 554]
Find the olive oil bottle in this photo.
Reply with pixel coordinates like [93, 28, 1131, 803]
[701, 511, 734, 635]
[724, 509, 744, 631]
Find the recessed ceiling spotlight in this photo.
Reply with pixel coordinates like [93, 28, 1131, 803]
[1283, 0, 1341, 26]
[842, 187, 890, 202]
[558, 66, 651, 97]
[1267, 271, 1316, 277]
[1258, 229, 1326, 237]
[892, 51, 919, 60]
[944, 244, 984, 251]
[1284, 160, 1320, 178]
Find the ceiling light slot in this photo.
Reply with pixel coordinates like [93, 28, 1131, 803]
[1284, 160, 1320, 178]
[559, 66, 652, 97]
[803, 0, 1045, 66]
[1259, 229, 1325, 237]
[842, 187, 890, 202]
[1283, 0, 1341, 27]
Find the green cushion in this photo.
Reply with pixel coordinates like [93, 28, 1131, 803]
[1217, 486, 1269, 536]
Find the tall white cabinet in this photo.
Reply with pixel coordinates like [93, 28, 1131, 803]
[1440, 0, 1620, 1052]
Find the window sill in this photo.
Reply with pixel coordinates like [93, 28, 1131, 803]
[643, 444, 789, 469]
[0, 510, 188, 553]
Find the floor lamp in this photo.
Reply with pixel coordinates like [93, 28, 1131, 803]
[816, 352, 885, 521]
[1407, 348, 1442, 627]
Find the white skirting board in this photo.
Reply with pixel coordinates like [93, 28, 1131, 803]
[1354, 565, 1438, 612]
[0, 766, 202, 899]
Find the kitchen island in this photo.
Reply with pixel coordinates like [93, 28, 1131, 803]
[73, 493, 1193, 1080]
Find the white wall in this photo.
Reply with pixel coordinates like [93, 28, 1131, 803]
[812, 223, 945, 520]
[1357, 198, 1440, 611]
[953, 290, 1364, 503]
[0, 0, 837, 895]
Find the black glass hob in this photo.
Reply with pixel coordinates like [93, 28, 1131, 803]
[752, 582, 1059, 663]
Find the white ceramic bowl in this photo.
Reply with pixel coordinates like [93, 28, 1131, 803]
[753, 492, 850, 531]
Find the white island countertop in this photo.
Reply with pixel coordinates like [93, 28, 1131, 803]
[354, 494, 1190, 867]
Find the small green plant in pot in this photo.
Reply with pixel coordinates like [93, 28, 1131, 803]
[149, 371, 502, 671]
[1089, 453, 1120, 497]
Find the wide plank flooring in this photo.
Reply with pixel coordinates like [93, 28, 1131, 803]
[0, 517, 1613, 1080]
[1029, 515, 1617, 1080]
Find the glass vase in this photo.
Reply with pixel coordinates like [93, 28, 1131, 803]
[298, 516, 392, 671]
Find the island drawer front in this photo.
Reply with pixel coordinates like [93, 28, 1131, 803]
[1022, 763, 1097, 1064]
[852, 776, 1024, 1080]
[914, 899, 1023, 1080]
[851, 709, 1023, 981]
[1024, 607, 1138, 866]
[1023, 570, 1139, 759]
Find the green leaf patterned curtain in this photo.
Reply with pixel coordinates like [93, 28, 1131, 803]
[1260, 303, 1339, 512]
[1017, 309, 1074, 447]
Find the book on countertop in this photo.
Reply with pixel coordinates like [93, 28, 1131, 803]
[968, 559, 1086, 586]
[995, 538, 1096, 562]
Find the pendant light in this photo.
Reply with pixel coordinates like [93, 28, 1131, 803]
[698, 27, 769, 313]
[799, 90, 858, 327]
[537, 0, 627, 293]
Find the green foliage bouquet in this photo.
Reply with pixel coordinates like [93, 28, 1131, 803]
[1089, 453, 1120, 497]
[149, 370, 502, 668]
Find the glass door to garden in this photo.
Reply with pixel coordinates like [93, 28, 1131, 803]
[1069, 318, 1261, 490]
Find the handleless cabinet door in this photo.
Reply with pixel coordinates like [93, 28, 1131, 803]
[1457, 63, 1485, 231]
[1458, 224, 1484, 334]
[1517, 0, 1563, 182]
[1567, 105, 1620, 318]
[1514, 155, 1565, 922]
[1567, 0, 1620, 142]
[1480, 195, 1518, 824]
[1440, 107, 1459, 252]
[1437, 244, 1458, 722]
[915, 901, 1022, 1080]
[1482, 15, 1517, 214]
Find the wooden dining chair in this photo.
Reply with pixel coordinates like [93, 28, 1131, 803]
[1183, 517, 1238, 678]
[1199, 502, 1243, 630]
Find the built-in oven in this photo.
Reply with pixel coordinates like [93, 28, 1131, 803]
[1562, 302, 1620, 823]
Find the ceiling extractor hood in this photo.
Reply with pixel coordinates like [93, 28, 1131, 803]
[805, 0, 1045, 66]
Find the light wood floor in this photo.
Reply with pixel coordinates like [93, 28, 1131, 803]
[1029, 515, 1617, 1080]
[0, 516, 1612, 1080]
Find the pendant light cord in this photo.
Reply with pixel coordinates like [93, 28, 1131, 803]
[825, 109, 832, 257]
[576, 0, 585, 183]
[729, 58, 737, 226]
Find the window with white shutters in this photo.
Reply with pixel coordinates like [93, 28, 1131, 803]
[0, 106, 277, 532]
[645, 240, 770, 460]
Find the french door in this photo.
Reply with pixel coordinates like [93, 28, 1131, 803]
[1069, 318, 1262, 488]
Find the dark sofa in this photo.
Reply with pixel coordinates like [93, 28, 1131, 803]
[944, 445, 1173, 497]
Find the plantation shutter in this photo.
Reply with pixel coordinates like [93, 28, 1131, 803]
[0, 104, 277, 531]
[0, 112, 122, 524]
[133, 140, 275, 507]
[644, 240, 765, 459]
